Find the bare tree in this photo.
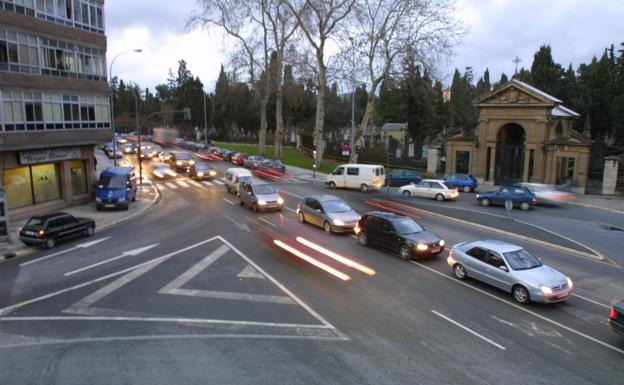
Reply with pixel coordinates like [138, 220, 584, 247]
[189, 0, 272, 155]
[349, 0, 465, 162]
[287, 0, 357, 166]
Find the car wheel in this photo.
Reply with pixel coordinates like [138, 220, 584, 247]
[463, 186, 471, 193]
[45, 238, 56, 249]
[512, 285, 531, 304]
[323, 221, 332, 234]
[361, 184, 369, 193]
[435, 193, 445, 202]
[297, 212, 305, 224]
[252, 202, 259, 212]
[238, 197, 244, 206]
[402, 190, 412, 197]
[520, 202, 530, 211]
[399, 244, 412, 260]
[358, 232, 368, 246]
[86, 226, 95, 237]
[453, 264, 467, 280]
[481, 198, 490, 207]
[96, 204, 102, 211]
[329, 181, 336, 189]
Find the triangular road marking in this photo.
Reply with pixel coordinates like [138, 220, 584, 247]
[237, 264, 265, 279]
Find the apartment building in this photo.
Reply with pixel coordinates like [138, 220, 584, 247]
[0, 0, 110, 219]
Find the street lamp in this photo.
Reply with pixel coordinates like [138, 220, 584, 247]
[349, 37, 356, 163]
[131, 89, 143, 185]
[203, 87, 208, 145]
[109, 48, 142, 166]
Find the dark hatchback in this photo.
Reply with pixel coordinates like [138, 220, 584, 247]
[257, 159, 286, 174]
[609, 299, 624, 336]
[476, 186, 537, 210]
[189, 163, 217, 180]
[387, 169, 422, 187]
[19, 213, 95, 249]
[357, 211, 444, 260]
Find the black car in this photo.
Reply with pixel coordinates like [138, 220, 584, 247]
[189, 162, 217, 180]
[387, 169, 422, 187]
[356, 211, 444, 260]
[609, 299, 624, 336]
[257, 159, 286, 174]
[19, 213, 95, 249]
[168, 152, 195, 172]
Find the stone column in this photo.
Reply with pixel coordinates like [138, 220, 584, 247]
[602, 156, 620, 195]
[522, 148, 531, 182]
[427, 146, 440, 175]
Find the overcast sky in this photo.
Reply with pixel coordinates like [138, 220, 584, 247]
[105, 0, 624, 93]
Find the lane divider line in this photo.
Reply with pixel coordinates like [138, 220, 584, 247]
[258, 217, 277, 228]
[431, 310, 506, 350]
[222, 198, 235, 205]
[572, 294, 611, 310]
[273, 240, 350, 281]
[280, 190, 304, 199]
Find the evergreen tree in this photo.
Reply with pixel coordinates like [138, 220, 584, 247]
[530, 45, 563, 95]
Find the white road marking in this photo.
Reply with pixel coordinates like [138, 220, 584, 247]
[219, 177, 226, 181]
[19, 237, 111, 267]
[202, 180, 214, 186]
[213, 179, 224, 185]
[165, 182, 177, 189]
[237, 264, 265, 279]
[176, 180, 190, 188]
[156, 184, 165, 191]
[431, 310, 506, 350]
[64, 243, 160, 276]
[284, 207, 297, 213]
[188, 180, 202, 187]
[222, 198, 235, 205]
[258, 217, 277, 228]
[573, 293, 611, 309]
[412, 261, 624, 356]
[280, 190, 303, 199]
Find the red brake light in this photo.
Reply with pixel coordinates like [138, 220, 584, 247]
[531, 198, 537, 203]
[611, 307, 618, 320]
[449, 250, 453, 257]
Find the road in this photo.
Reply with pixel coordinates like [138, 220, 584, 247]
[0, 146, 622, 385]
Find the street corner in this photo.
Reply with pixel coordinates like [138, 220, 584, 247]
[0, 236, 346, 344]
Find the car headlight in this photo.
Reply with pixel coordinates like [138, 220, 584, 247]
[258, 200, 267, 206]
[416, 243, 428, 251]
[566, 277, 573, 289]
[176, 161, 182, 165]
[476, 194, 480, 199]
[96, 197, 102, 202]
[439, 240, 445, 247]
[189, 160, 195, 165]
[354, 226, 361, 234]
[333, 219, 345, 226]
[541, 286, 553, 295]
[209, 171, 217, 176]
[197, 172, 204, 177]
[277, 197, 284, 205]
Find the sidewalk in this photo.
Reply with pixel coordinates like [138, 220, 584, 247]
[285, 164, 329, 181]
[568, 194, 624, 214]
[2, 150, 159, 259]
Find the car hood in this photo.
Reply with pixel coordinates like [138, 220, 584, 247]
[401, 230, 441, 244]
[256, 192, 281, 201]
[513, 265, 567, 287]
[96, 188, 126, 199]
[326, 210, 360, 223]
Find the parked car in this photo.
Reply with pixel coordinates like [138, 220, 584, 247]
[152, 162, 177, 179]
[476, 186, 537, 210]
[168, 152, 195, 172]
[96, 166, 137, 210]
[326, 164, 385, 192]
[244, 155, 265, 169]
[444, 173, 478, 193]
[257, 159, 286, 174]
[19, 213, 95, 249]
[189, 162, 217, 180]
[123, 143, 137, 154]
[515, 183, 576, 205]
[221, 149, 234, 162]
[357, 211, 444, 260]
[296, 195, 360, 234]
[609, 299, 624, 336]
[231, 152, 248, 165]
[387, 169, 422, 187]
[399, 179, 459, 201]
[224, 167, 253, 193]
[447, 240, 573, 304]
[238, 178, 284, 212]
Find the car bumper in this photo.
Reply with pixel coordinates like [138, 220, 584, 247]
[97, 200, 127, 209]
[608, 319, 624, 336]
[19, 235, 47, 245]
[411, 246, 443, 256]
[258, 204, 283, 211]
[330, 224, 358, 233]
[531, 288, 573, 303]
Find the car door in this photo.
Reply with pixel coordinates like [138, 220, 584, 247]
[483, 250, 512, 291]
[363, 215, 380, 244]
[492, 188, 509, 205]
[445, 174, 457, 188]
[346, 167, 360, 189]
[377, 219, 397, 251]
[46, 218, 65, 240]
[333, 167, 346, 187]
[61, 216, 81, 237]
[240, 183, 252, 206]
[389, 170, 402, 186]
[462, 247, 489, 282]
[412, 181, 428, 198]
[304, 198, 322, 227]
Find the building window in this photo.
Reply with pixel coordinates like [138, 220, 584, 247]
[2, 167, 34, 209]
[70, 160, 87, 195]
[456, 151, 470, 173]
[556, 157, 576, 185]
[31, 163, 61, 204]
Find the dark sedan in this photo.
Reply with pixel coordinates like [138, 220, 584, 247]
[357, 211, 444, 260]
[19, 213, 95, 249]
[257, 159, 286, 174]
[609, 299, 624, 336]
[189, 162, 218, 180]
[387, 169, 422, 187]
[476, 186, 537, 210]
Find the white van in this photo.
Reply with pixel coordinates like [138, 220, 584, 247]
[224, 167, 253, 193]
[326, 164, 385, 192]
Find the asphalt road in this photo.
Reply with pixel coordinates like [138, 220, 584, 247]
[0, 146, 622, 385]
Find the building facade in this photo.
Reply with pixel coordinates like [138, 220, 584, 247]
[0, 0, 110, 219]
[445, 80, 591, 191]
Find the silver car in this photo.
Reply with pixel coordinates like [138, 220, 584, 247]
[238, 177, 284, 212]
[447, 240, 573, 304]
[296, 195, 360, 234]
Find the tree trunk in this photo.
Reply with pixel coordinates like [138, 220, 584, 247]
[350, 95, 376, 163]
[274, 50, 285, 160]
[314, 56, 326, 167]
[259, 92, 269, 156]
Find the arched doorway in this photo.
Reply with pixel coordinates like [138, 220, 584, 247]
[495, 123, 525, 185]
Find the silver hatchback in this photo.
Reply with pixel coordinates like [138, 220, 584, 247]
[447, 240, 573, 304]
[296, 195, 360, 234]
[238, 178, 284, 212]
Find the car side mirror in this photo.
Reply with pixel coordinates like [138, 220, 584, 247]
[499, 265, 508, 272]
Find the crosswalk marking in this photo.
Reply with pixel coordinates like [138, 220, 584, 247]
[202, 181, 214, 186]
[165, 182, 177, 189]
[188, 180, 202, 187]
[176, 180, 190, 188]
[213, 179, 224, 185]
[156, 184, 165, 191]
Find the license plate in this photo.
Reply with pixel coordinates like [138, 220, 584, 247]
[431, 247, 441, 253]
[25, 230, 35, 236]
[105, 204, 115, 208]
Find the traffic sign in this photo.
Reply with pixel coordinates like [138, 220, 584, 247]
[505, 199, 513, 220]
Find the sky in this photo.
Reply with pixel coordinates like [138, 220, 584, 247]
[105, 0, 624, 93]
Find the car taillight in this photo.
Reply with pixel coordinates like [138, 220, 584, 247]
[448, 250, 453, 258]
[531, 198, 537, 203]
[611, 307, 618, 320]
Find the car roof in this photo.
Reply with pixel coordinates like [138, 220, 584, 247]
[31, 212, 71, 221]
[305, 194, 342, 202]
[227, 167, 251, 173]
[337, 163, 383, 168]
[364, 211, 408, 221]
[243, 177, 269, 185]
[101, 166, 133, 176]
[421, 179, 446, 183]
[466, 240, 523, 253]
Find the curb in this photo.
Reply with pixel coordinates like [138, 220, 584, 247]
[565, 201, 624, 215]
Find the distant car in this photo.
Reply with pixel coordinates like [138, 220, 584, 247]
[444, 173, 478, 193]
[138, 144, 153, 160]
[296, 195, 360, 234]
[447, 240, 573, 304]
[257, 159, 286, 174]
[387, 169, 422, 187]
[149, 144, 163, 159]
[609, 299, 624, 336]
[231, 152, 248, 165]
[244, 155, 265, 169]
[238, 178, 284, 212]
[152, 162, 177, 179]
[106, 147, 123, 159]
[476, 186, 536, 210]
[399, 179, 459, 201]
[168, 152, 195, 172]
[357, 211, 444, 260]
[189, 162, 217, 180]
[123, 143, 137, 154]
[159, 151, 172, 162]
[222, 149, 234, 162]
[19, 213, 95, 249]
[515, 183, 576, 205]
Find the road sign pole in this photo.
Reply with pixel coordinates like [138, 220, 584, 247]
[505, 199, 513, 221]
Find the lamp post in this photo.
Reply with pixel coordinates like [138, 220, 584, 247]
[131, 89, 143, 185]
[203, 88, 208, 145]
[109, 48, 142, 166]
[349, 37, 356, 163]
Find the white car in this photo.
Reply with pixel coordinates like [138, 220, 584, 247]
[399, 179, 459, 201]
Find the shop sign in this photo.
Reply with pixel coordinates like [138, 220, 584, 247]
[19, 147, 81, 165]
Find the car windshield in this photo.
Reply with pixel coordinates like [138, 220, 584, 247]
[254, 184, 276, 194]
[195, 164, 211, 170]
[440, 182, 452, 189]
[175, 153, 192, 160]
[323, 200, 351, 213]
[25, 217, 44, 227]
[394, 219, 424, 235]
[503, 249, 543, 270]
[100, 175, 126, 189]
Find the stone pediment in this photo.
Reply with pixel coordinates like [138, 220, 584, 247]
[475, 79, 560, 107]
[480, 86, 543, 105]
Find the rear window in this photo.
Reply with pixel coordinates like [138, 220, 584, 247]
[440, 182, 452, 189]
